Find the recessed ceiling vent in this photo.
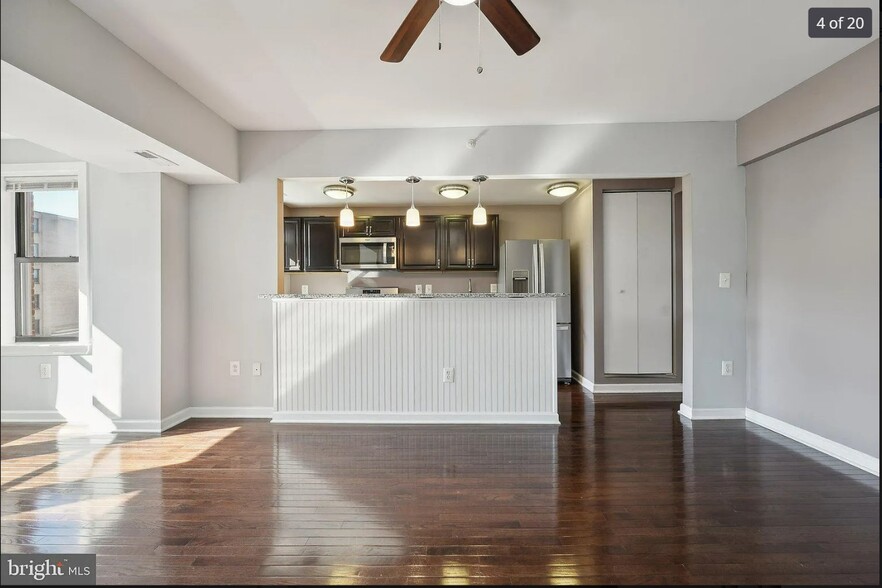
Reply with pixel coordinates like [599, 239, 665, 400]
[133, 150, 178, 167]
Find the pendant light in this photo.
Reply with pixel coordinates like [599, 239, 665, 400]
[337, 177, 355, 228]
[472, 175, 488, 226]
[405, 176, 421, 227]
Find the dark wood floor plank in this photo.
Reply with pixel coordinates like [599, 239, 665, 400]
[1, 384, 878, 585]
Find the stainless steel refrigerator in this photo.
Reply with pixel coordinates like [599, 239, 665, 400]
[497, 239, 572, 383]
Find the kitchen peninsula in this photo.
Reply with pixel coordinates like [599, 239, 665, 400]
[261, 293, 563, 424]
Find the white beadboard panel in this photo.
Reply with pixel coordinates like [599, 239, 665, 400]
[272, 298, 559, 424]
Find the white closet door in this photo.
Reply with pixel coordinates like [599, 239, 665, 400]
[603, 192, 639, 374]
[636, 191, 673, 373]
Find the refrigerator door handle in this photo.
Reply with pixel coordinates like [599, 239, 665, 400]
[538, 241, 546, 294]
[532, 243, 540, 294]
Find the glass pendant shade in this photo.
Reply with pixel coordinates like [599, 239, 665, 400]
[443, 0, 474, 5]
[472, 204, 487, 226]
[339, 205, 354, 228]
[406, 205, 421, 227]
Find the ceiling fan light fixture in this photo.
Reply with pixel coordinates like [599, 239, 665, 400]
[438, 184, 470, 199]
[443, 0, 474, 5]
[547, 182, 579, 198]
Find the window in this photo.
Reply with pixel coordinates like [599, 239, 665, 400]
[12, 179, 80, 342]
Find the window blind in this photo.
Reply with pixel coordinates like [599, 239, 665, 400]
[4, 176, 78, 192]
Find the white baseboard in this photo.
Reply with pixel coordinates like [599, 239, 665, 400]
[160, 408, 192, 431]
[572, 371, 593, 391]
[113, 419, 162, 433]
[593, 383, 683, 393]
[679, 404, 745, 420]
[272, 411, 560, 425]
[0, 410, 65, 423]
[746, 409, 879, 476]
[189, 406, 273, 419]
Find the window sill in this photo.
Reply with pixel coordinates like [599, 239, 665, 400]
[1, 342, 91, 357]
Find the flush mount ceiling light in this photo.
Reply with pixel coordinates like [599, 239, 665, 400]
[438, 184, 470, 199]
[405, 176, 421, 227]
[337, 177, 355, 228]
[472, 175, 488, 226]
[546, 182, 579, 198]
[323, 178, 355, 200]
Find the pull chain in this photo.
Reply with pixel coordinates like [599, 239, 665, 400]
[438, 0, 442, 50]
[476, 0, 483, 73]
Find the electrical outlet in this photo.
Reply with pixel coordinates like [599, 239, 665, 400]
[39, 363, 51, 379]
[719, 272, 731, 288]
[252, 362, 262, 376]
[425, 284, 433, 294]
[230, 361, 240, 376]
[442, 367, 455, 383]
[721, 360, 733, 376]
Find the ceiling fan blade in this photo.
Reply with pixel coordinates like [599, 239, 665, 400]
[381, 0, 440, 63]
[479, 0, 540, 56]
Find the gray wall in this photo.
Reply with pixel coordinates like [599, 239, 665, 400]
[738, 40, 879, 164]
[561, 185, 594, 382]
[160, 174, 190, 419]
[745, 112, 879, 457]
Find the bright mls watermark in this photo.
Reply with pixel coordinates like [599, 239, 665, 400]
[1, 554, 96, 586]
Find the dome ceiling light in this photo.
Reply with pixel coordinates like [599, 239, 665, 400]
[438, 184, 470, 199]
[323, 180, 355, 200]
[546, 182, 579, 198]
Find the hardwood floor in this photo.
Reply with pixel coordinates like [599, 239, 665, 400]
[2, 385, 878, 585]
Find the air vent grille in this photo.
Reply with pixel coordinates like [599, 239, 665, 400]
[133, 150, 178, 167]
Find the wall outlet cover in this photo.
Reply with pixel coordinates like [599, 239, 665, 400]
[442, 367, 455, 383]
[39, 363, 51, 379]
[425, 284, 433, 294]
[721, 360, 734, 376]
[230, 360, 241, 376]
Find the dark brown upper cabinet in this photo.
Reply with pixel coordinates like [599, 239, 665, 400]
[442, 214, 499, 270]
[283, 217, 302, 272]
[302, 217, 340, 272]
[339, 216, 398, 237]
[399, 216, 443, 270]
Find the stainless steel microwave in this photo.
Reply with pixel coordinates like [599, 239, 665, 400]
[338, 237, 397, 270]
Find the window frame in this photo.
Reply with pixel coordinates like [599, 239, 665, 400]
[1, 163, 91, 356]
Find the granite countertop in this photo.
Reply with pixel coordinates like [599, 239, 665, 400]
[260, 293, 566, 300]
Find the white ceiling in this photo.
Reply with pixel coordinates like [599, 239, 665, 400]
[283, 176, 589, 206]
[72, 0, 877, 131]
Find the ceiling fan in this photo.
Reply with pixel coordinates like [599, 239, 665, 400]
[381, 0, 540, 63]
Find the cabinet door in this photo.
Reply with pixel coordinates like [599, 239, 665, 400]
[399, 216, 442, 270]
[284, 218, 302, 272]
[339, 217, 369, 237]
[470, 214, 499, 270]
[602, 192, 639, 374]
[368, 216, 398, 237]
[636, 192, 673, 374]
[443, 216, 470, 269]
[303, 217, 339, 272]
